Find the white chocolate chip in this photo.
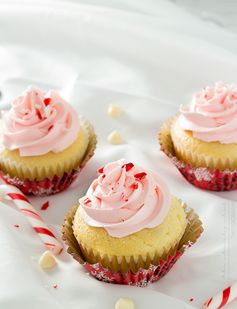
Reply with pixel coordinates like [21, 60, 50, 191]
[107, 130, 123, 145]
[107, 104, 123, 118]
[115, 298, 135, 309]
[39, 251, 57, 270]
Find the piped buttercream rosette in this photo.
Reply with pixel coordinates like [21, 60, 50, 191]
[0, 87, 96, 195]
[79, 159, 170, 237]
[1, 87, 80, 156]
[178, 81, 237, 144]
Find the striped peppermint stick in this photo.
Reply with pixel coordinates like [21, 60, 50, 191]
[0, 184, 63, 255]
[203, 283, 237, 309]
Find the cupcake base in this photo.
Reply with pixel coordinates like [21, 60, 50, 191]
[159, 117, 237, 191]
[0, 118, 97, 196]
[62, 203, 203, 286]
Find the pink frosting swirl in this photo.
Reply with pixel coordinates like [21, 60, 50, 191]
[79, 159, 171, 238]
[178, 82, 237, 144]
[1, 87, 80, 156]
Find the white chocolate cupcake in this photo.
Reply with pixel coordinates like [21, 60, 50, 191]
[0, 87, 96, 195]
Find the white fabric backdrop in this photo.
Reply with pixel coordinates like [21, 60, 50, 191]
[1, 1, 237, 308]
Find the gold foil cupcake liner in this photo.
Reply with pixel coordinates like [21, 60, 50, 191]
[62, 201, 203, 274]
[79, 117, 97, 170]
[159, 116, 177, 162]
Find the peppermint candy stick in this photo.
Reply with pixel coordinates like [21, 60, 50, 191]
[0, 184, 63, 255]
[203, 283, 237, 309]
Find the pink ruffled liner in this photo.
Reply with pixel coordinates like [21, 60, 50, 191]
[83, 251, 183, 286]
[0, 169, 80, 196]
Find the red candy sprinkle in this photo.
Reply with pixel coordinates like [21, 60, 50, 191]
[35, 108, 42, 120]
[132, 183, 138, 190]
[48, 125, 54, 132]
[14, 224, 20, 228]
[98, 167, 104, 174]
[134, 172, 147, 180]
[122, 163, 134, 172]
[53, 284, 58, 289]
[189, 298, 194, 302]
[44, 98, 51, 106]
[41, 201, 49, 211]
[84, 198, 91, 205]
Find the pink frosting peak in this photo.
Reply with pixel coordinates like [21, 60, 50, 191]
[178, 82, 237, 144]
[79, 159, 171, 238]
[1, 87, 80, 156]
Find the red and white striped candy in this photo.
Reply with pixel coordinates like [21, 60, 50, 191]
[203, 283, 237, 309]
[0, 184, 63, 255]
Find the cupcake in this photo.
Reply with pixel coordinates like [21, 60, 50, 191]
[160, 82, 237, 191]
[0, 87, 96, 195]
[62, 159, 203, 286]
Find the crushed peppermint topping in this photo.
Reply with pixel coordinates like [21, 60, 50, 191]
[84, 198, 91, 205]
[41, 201, 50, 210]
[35, 108, 43, 120]
[134, 172, 147, 180]
[132, 183, 138, 190]
[122, 162, 134, 172]
[48, 125, 54, 132]
[44, 98, 51, 106]
[98, 167, 104, 174]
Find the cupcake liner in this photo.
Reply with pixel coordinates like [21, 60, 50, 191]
[0, 169, 79, 196]
[159, 117, 237, 191]
[62, 202, 203, 286]
[0, 118, 97, 196]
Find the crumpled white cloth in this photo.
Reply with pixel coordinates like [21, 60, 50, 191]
[1, 1, 237, 309]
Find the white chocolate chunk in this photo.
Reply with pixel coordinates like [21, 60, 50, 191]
[115, 298, 135, 309]
[39, 251, 57, 270]
[107, 104, 123, 118]
[107, 130, 123, 145]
